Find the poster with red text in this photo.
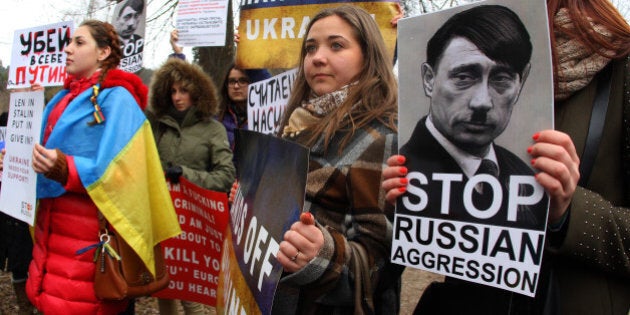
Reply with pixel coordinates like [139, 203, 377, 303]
[7, 21, 72, 89]
[153, 177, 230, 306]
[176, 0, 229, 47]
[0, 90, 44, 225]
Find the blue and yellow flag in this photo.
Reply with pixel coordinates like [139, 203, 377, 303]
[38, 85, 181, 276]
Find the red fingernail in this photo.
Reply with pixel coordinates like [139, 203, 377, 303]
[532, 132, 540, 141]
[527, 146, 533, 154]
[398, 187, 407, 193]
[400, 167, 408, 175]
[531, 158, 536, 165]
[397, 156, 406, 164]
[300, 212, 315, 225]
[400, 177, 408, 185]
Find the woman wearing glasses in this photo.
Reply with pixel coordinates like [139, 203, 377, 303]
[217, 65, 270, 151]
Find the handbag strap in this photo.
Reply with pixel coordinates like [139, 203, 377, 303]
[578, 62, 613, 187]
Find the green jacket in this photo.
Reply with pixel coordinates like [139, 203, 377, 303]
[147, 107, 235, 192]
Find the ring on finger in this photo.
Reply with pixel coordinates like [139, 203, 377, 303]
[290, 250, 300, 262]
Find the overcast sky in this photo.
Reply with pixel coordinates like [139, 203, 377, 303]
[0, 0, 182, 69]
[1, 0, 628, 70]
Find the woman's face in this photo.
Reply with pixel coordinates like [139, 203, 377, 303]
[64, 26, 109, 79]
[303, 15, 364, 96]
[171, 83, 193, 111]
[227, 69, 250, 103]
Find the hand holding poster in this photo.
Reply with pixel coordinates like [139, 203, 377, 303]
[0, 90, 44, 225]
[176, 0, 229, 47]
[247, 68, 297, 135]
[153, 177, 230, 306]
[217, 130, 309, 315]
[392, 0, 552, 297]
[7, 21, 73, 89]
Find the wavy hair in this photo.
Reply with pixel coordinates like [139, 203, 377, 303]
[278, 5, 398, 152]
[548, 0, 630, 63]
[79, 20, 122, 83]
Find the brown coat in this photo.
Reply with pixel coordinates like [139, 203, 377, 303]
[548, 55, 630, 314]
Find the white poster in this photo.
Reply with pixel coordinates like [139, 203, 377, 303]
[112, 0, 147, 73]
[7, 21, 73, 89]
[176, 0, 229, 47]
[0, 91, 44, 225]
[392, 0, 553, 297]
[247, 68, 297, 135]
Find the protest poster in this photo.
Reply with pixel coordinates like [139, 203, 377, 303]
[392, 0, 553, 297]
[176, 0, 230, 47]
[236, 0, 399, 69]
[216, 130, 309, 315]
[7, 21, 72, 89]
[152, 177, 230, 306]
[0, 90, 44, 225]
[0, 127, 5, 180]
[112, 0, 147, 73]
[0, 127, 5, 148]
[247, 68, 297, 135]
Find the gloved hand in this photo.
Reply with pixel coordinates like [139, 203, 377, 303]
[165, 165, 183, 184]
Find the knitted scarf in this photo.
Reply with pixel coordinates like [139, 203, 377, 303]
[554, 8, 614, 101]
[282, 84, 352, 137]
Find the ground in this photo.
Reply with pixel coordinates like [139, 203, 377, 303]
[0, 268, 443, 314]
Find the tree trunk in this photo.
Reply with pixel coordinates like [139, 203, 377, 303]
[193, 0, 236, 88]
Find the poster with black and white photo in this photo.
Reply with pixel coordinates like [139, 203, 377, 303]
[392, 0, 552, 297]
[112, 0, 146, 72]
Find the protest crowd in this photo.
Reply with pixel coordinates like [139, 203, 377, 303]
[0, 0, 628, 314]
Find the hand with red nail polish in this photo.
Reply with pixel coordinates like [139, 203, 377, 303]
[279, 211, 323, 273]
[382, 154, 409, 205]
[228, 180, 239, 205]
[527, 130, 579, 223]
[300, 212, 315, 225]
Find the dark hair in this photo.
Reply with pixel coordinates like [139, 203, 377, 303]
[79, 20, 122, 82]
[150, 58, 219, 119]
[427, 5, 532, 76]
[279, 5, 398, 152]
[217, 64, 270, 121]
[118, 0, 144, 16]
[217, 64, 247, 121]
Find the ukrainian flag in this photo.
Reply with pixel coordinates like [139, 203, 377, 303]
[38, 84, 181, 276]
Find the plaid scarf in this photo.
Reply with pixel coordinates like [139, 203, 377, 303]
[282, 84, 353, 137]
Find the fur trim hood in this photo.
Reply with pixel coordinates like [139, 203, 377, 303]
[149, 58, 219, 119]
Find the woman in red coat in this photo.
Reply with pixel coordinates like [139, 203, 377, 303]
[22, 20, 180, 314]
